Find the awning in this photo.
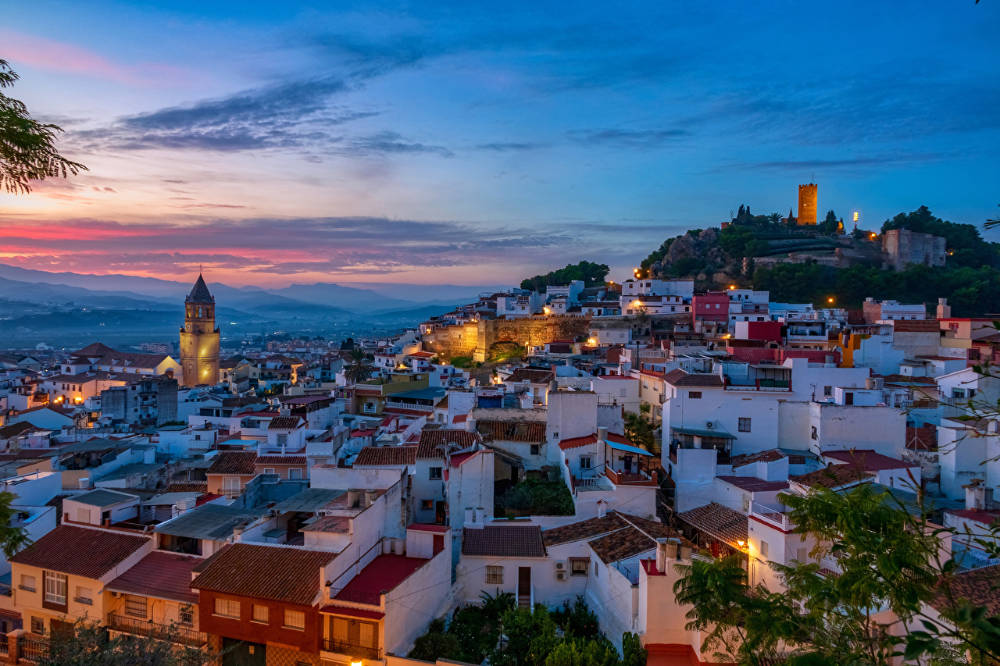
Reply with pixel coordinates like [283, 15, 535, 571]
[671, 426, 737, 440]
[604, 440, 653, 457]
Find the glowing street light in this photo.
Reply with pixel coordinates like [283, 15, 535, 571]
[828, 297, 834, 303]
[853, 212, 859, 223]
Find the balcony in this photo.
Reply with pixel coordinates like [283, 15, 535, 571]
[322, 638, 381, 661]
[750, 502, 793, 531]
[107, 613, 208, 648]
[331, 589, 382, 606]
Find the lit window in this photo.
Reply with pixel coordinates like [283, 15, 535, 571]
[253, 605, 269, 624]
[284, 610, 305, 630]
[43, 571, 67, 606]
[486, 566, 504, 584]
[421, 500, 434, 510]
[215, 598, 240, 618]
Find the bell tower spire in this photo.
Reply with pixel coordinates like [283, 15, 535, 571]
[179, 272, 220, 387]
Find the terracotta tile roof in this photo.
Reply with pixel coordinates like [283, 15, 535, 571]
[716, 476, 790, 493]
[731, 449, 786, 468]
[677, 502, 748, 548]
[588, 526, 656, 564]
[542, 512, 630, 547]
[462, 525, 546, 558]
[507, 369, 555, 384]
[417, 429, 482, 459]
[476, 420, 547, 443]
[354, 445, 417, 467]
[932, 564, 1000, 615]
[105, 551, 201, 604]
[268, 416, 301, 430]
[791, 465, 875, 489]
[559, 433, 599, 450]
[191, 543, 334, 606]
[206, 451, 257, 476]
[9, 525, 150, 579]
[0, 422, 37, 439]
[663, 369, 724, 387]
[881, 374, 937, 385]
[892, 319, 940, 332]
[164, 483, 208, 493]
[945, 508, 1000, 525]
[618, 513, 685, 541]
[822, 449, 916, 472]
[255, 455, 307, 466]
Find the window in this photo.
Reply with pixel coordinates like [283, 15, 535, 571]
[642, 380, 648, 389]
[952, 388, 967, 399]
[738, 418, 751, 433]
[284, 610, 305, 630]
[689, 391, 702, 399]
[214, 598, 240, 618]
[289, 468, 303, 480]
[759, 540, 769, 558]
[76, 507, 91, 523]
[429, 467, 443, 480]
[742, 494, 750, 512]
[844, 392, 854, 405]
[124, 595, 147, 618]
[179, 605, 194, 626]
[223, 477, 241, 497]
[420, 500, 434, 510]
[594, 561, 599, 577]
[796, 547, 807, 563]
[253, 605, 269, 624]
[276, 433, 288, 447]
[579, 456, 592, 470]
[571, 560, 588, 576]
[486, 566, 504, 584]
[823, 386, 832, 397]
[20, 574, 36, 592]
[811, 426, 818, 440]
[75, 586, 93, 605]
[333, 618, 349, 643]
[530, 444, 540, 456]
[44, 571, 67, 606]
[359, 622, 375, 648]
[263, 468, 275, 474]
[620, 388, 627, 398]
[31, 617, 44, 635]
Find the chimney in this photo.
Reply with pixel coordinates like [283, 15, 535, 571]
[655, 538, 668, 572]
[466, 418, 477, 433]
[475, 507, 486, 524]
[280, 407, 291, 417]
[364, 490, 378, 508]
[937, 298, 951, 319]
[549, 379, 558, 393]
[347, 489, 360, 508]
[965, 479, 987, 511]
[596, 499, 607, 519]
[465, 507, 474, 525]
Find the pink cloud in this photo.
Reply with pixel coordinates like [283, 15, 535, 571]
[0, 30, 190, 86]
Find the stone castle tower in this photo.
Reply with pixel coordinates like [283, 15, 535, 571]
[179, 274, 220, 387]
[797, 183, 818, 225]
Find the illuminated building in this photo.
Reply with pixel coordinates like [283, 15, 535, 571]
[179, 274, 221, 387]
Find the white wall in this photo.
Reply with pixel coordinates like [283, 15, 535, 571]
[384, 545, 452, 654]
[546, 392, 598, 462]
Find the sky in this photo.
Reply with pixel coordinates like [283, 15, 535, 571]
[1, 0, 998, 287]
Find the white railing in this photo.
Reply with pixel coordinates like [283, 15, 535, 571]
[750, 502, 793, 530]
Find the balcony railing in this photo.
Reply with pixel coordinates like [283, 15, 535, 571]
[750, 502, 793, 530]
[107, 613, 207, 647]
[19, 636, 47, 661]
[322, 638, 381, 661]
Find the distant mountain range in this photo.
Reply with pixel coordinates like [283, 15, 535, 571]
[0, 263, 508, 347]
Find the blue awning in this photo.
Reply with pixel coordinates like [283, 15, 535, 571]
[604, 439, 653, 457]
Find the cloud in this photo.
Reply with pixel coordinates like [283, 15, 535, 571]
[566, 128, 689, 148]
[0, 29, 191, 87]
[475, 142, 549, 152]
[712, 153, 951, 174]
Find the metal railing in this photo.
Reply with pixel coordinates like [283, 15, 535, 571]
[322, 638, 381, 660]
[19, 635, 47, 661]
[750, 502, 793, 530]
[107, 613, 208, 647]
[0, 635, 7, 655]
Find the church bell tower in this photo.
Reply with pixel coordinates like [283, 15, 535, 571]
[179, 274, 220, 386]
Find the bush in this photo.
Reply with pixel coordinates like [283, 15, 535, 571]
[451, 356, 472, 368]
[500, 479, 575, 516]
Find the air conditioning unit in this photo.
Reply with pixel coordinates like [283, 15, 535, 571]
[556, 571, 567, 581]
[705, 421, 714, 429]
[555, 560, 566, 570]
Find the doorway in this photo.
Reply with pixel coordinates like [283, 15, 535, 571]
[517, 567, 531, 608]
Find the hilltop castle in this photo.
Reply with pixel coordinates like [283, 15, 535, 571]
[179, 274, 220, 386]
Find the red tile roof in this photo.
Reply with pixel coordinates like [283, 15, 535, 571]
[542, 513, 630, 547]
[476, 420, 547, 443]
[507, 369, 555, 384]
[255, 455, 308, 466]
[334, 554, 428, 598]
[559, 433, 599, 451]
[716, 476, 790, 493]
[822, 449, 916, 472]
[417, 429, 483, 459]
[663, 369, 725, 388]
[730, 449, 786, 469]
[9, 525, 150, 579]
[207, 451, 257, 475]
[105, 551, 201, 604]
[462, 525, 546, 558]
[191, 543, 334, 606]
[354, 445, 417, 467]
[268, 416, 302, 430]
[677, 502, 748, 548]
[790, 465, 874, 490]
[932, 564, 1000, 615]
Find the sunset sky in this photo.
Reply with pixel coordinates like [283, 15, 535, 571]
[2, 0, 998, 287]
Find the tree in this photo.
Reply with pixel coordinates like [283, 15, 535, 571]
[0, 60, 87, 194]
[37, 619, 215, 666]
[624, 409, 657, 455]
[0, 490, 30, 557]
[819, 209, 840, 235]
[344, 348, 373, 383]
[408, 619, 461, 661]
[521, 261, 610, 291]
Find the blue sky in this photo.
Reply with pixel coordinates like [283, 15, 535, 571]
[1, 0, 998, 286]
